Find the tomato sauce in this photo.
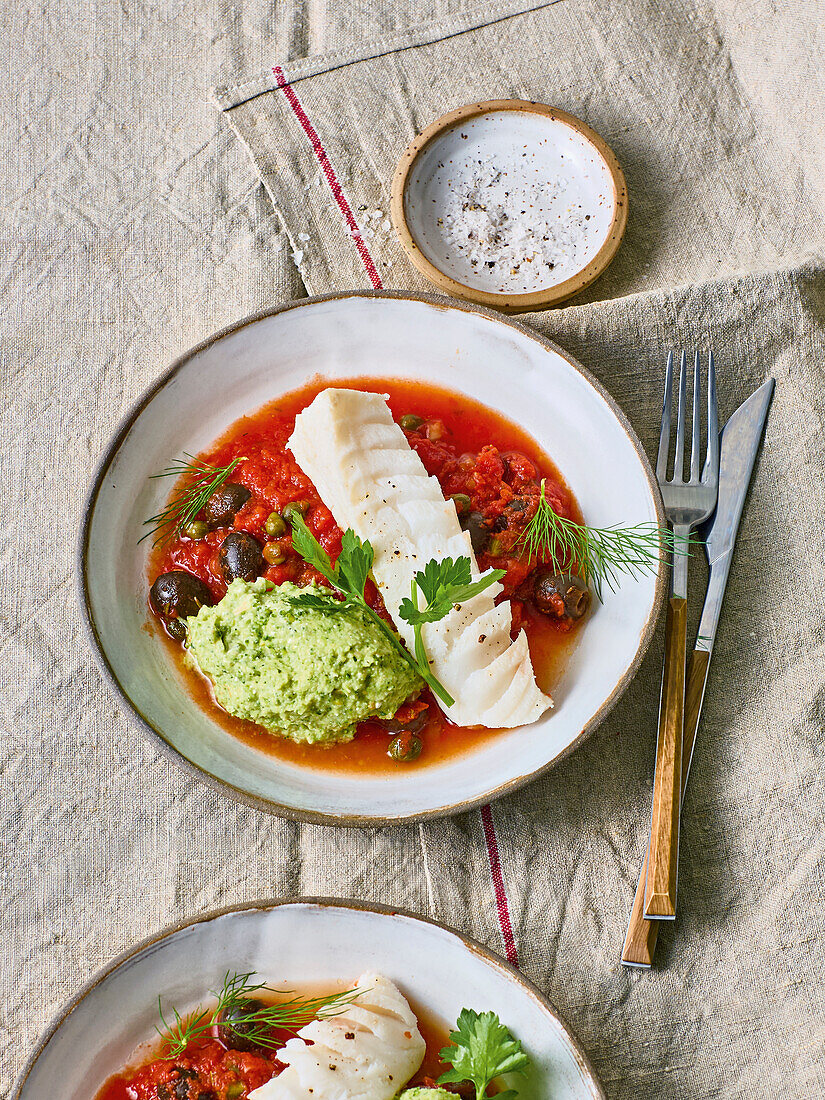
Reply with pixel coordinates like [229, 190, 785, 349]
[95, 994, 455, 1100]
[148, 377, 586, 773]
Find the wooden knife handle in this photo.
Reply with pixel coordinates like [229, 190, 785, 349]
[622, 646, 709, 965]
[643, 596, 687, 919]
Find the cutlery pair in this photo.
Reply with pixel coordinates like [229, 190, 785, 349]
[622, 356, 774, 966]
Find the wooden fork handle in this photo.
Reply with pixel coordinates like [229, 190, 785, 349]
[623, 647, 710, 964]
[643, 596, 687, 919]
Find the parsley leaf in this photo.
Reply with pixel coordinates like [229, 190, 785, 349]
[438, 1009, 530, 1099]
[398, 559, 505, 678]
[335, 529, 374, 600]
[286, 514, 455, 706]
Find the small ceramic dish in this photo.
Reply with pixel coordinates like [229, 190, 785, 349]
[13, 899, 606, 1100]
[78, 291, 664, 824]
[391, 101, 627, 313]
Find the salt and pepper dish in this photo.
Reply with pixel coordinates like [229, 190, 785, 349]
[391, 99, 628, 313]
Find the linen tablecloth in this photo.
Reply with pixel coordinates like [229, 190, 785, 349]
[2, 1, 824, 1097]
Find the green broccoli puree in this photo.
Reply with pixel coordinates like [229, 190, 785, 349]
[186, 578, 421, 744]
[396, 1090, 456, 1099]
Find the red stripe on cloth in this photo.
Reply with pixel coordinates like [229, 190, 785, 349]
[273, 66, 384, 290]
[480, 804, 519, 966]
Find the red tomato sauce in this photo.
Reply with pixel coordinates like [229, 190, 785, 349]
[95, 997, 454, 1100]
[148, 377, 586, 773]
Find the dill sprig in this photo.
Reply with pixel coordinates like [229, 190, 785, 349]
[156, 971, 361, 1057]
[516, 479, 698, 600]
[140, 453, 245, 547]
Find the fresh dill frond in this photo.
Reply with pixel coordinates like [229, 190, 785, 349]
[156, 970, 361, 1057]
[140, 454, 245, 547]
[516, 479, 698, 600]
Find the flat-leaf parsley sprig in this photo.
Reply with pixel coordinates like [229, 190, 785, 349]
[517, 478, 699, 600]
[287, 514, 502, 708]
[157, 971, 360, 1057]
[399, 557, 506, 683]
[140, 454, 245, 548]
[439, 1008, 530, 1099]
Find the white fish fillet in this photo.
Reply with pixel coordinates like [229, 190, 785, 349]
[288, 388, 552, 727]
[248, 972, 425, 1100]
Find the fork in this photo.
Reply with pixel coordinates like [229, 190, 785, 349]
[643, 350, 719, 920]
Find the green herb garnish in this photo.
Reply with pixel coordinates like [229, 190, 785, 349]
[439, 1008, 530, 1099]
[287, 514, 502, 708]
[399, 556, 506, 685]
[517, 478, 697, 600]
[157, 971, 360, 1057]
[140, 454, 245, 547]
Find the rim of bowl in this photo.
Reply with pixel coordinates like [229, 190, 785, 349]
[390, 100, 629, 314]
[11, 896, 607, 1100]
[77, 289, 666, 826]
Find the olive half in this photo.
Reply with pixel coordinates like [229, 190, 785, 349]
[217, 997, 268, 1052]
[219, 531, 265, 583]
[533, 570, 591, 621]
[460, 510, 489, 555]
[150, 571, 214, 620]
[203, 483, 251, 528]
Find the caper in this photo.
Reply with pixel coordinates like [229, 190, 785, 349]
[487, 535, 505, 557]
[388, 731, 423, 763]
[165, 617, 187, 641]
[263, 541, 286, 566]
[264, 511, 287, 538]
[399, 413, 424, 431]
[450, 493, 471, 516]
[226, 1085, 245, 1100]
[183, 519, 209, 540]
[282, 501, 310, 525]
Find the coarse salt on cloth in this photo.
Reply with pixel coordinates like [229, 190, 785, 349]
[216, 3, 825, 1097]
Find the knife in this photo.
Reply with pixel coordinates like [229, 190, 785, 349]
[621, 378, 775, 968]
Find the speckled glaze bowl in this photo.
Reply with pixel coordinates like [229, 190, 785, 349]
[79, 292, 665, 824]
[13, 899, 605, 1100]
[391, 101, 628, 313]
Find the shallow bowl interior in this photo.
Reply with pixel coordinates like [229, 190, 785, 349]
[81, 293, 663, 822]
[15, 901, 604, 1100]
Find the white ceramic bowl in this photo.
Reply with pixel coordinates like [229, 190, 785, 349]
[79, 292, 664, 823]
[13, 900, 605, 1100]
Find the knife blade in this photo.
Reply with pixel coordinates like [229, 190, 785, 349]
[621, 378, 774, 967]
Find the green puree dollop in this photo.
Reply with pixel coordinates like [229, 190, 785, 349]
[396, 1090, 456, 1099]
[186, 578, 422, 744]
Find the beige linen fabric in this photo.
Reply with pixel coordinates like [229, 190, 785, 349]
[2, 1, 825, 1098]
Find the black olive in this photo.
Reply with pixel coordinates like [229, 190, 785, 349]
[388, 731, 423, 763]
[533, 570, 591, 620]
[460, 510, 489, 555]
[219, 531, 265, 583]
[533, 569, 564, 614]
[203, 483, 251, 528]
[217, 998, 268, 1052]
[382, 708, 429, 736]
[150, 571, 214, 620]
[562, 575, 592, 620]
